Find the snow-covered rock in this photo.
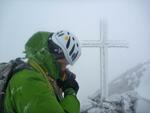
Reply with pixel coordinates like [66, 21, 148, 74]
[81, 61, 150, 113]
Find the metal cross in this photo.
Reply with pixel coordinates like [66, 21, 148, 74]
[80, 20, 129, 104]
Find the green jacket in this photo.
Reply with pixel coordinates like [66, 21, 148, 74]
[4, 32, 80, 113]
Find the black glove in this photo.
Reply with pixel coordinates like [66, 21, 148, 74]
[65, 69, 76, 80]
[57, 70, 79, 95]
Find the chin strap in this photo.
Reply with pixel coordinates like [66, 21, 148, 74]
[28, 59, 63, 101]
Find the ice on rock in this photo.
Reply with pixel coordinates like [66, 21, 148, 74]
[81, 61, 150, 113]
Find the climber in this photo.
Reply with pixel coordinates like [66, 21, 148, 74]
[4, 30, 81, 113]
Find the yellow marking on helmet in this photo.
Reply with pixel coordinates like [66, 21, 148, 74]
[64, 35, 69, 41]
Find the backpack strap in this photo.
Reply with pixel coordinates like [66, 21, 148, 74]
[28, 59, 63, 101]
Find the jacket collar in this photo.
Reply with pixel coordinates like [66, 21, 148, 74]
[28, 48, 61, 80]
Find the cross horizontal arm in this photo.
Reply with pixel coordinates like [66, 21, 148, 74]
[80, 40, 129, 48]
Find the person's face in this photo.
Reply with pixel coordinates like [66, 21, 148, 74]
[57, 58, 68, 71]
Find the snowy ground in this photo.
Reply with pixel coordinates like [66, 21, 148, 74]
[80, 61, 150, 113]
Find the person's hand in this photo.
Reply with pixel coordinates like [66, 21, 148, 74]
[64, 69, 76, 80]
[57, 69, 79, 96]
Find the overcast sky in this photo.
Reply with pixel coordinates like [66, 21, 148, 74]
[0, 0, 150, 104]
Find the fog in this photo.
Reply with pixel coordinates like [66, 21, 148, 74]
[0, 0, 150, 104]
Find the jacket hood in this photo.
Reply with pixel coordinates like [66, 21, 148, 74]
[25, 31, 61, 79]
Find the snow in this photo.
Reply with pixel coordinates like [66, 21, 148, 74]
[81, 61, 150, 113]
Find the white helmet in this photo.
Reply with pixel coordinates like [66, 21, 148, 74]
[51, 30, 81, 65]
